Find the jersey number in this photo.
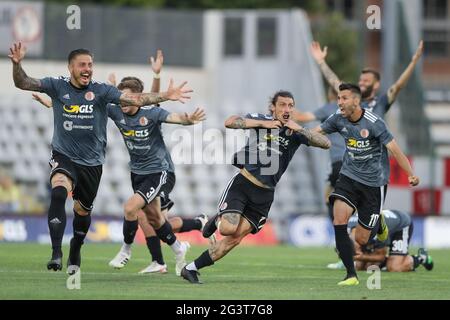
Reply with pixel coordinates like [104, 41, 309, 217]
[368, 214, 379, 228]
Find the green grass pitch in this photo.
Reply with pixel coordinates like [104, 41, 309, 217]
[0, 243, 449, 300]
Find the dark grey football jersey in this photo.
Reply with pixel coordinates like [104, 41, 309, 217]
[313, 102, 345, 164]
[232, 113, 310, 190]
[40, 76, 122, 166]
[320, 109, 393, 187]
[108, 105, 174, 175]
[361, 93, 392, 118]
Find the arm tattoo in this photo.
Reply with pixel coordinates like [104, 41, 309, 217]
[12, 63, 41, 91]
[228, 117, 246, 129]
[120, 92, 166, 106]
[299, 127, 331, 149]
[222, 213, 240, 226]
[318, 61, 341, 93]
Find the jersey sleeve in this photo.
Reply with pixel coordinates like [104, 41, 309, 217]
[320, 113, 339, 134]
[295, 132, 310, 146]
[150, 107, 170, 123]
[107, 103, 119, 121]
[39, 77, 62, 98]
[379, 92, 392, 114]
[103, 84, 122, 104]
[373, 119, 394, 146]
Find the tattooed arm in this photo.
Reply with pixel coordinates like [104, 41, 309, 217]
[224, 115, 282, 129]
[119, 78, 192, 107]
[12, 63, 42, 91]
[285, 120, 330, 149]
[9, 43, 42, 91]
[310, 41, 341, 92]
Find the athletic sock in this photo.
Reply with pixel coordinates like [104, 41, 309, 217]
[146, 236, 165, 265]
[155, 220, 176, 245]
[123, 218, 138, 245]
[72, 210, 91, 247]
[192, 250, 214, 270]
[47, 186, 68, 253]
[179, 218, 202, 232]
[412, 255, 421, 270]
[334, 224, 357, 278]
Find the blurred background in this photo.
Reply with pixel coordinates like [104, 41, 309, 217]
[1, 0, 450, 248]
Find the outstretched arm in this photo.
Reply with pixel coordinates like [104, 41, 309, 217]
[387, 40, 424, 104]
[150, 49, 163, 93]
[119, 78, 192, 107]
[9, 42, 42, 91]
[165, 108, 206, 125]
[310, 41, 341, 92]
[32, 93, 52, 108]
[224, 115, 282, 130]
[285, 120, 330, 149]
[386, 139, 419, 186]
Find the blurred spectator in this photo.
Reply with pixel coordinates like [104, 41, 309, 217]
[0, 173, 21, 213]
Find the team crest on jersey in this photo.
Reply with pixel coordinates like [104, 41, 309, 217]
[85, 91, 95, 101]
[139, 116, 148, 126]
[220, 202, 228, 211]
[360, 129, 369, 138]
[369, 100, 376, 108]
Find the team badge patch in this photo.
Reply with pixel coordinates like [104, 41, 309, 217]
[360, 129, 369, 138]
[220, 202, 228, 211]
[85, 91, 95, 101]
[139, 116, 148, 126]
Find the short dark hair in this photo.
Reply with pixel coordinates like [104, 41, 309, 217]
[67, 49, 93, 64]
[117, 79, 144, 93]
[120, 76, 144, 93]
[339, 83, 361, 97]
[270, 90, 295, 105]
[361, 68, 380, 81]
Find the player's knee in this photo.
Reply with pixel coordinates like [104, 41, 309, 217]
[73, 201, 89, 216]
[218, 220, 238, 236]
[123, 202, 138, 220]
[386, 261, 403, 272]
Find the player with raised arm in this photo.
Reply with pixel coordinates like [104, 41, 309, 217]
[9, 42, 192, 274]
[314, 83, 419, 285]
[180, 91, 331, 284]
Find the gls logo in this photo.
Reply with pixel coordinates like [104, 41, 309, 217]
[264, 134, 289, 148]
[63, 105, 94, 114]
[347, 138, 370, 148]
[121, 129, 149, 138]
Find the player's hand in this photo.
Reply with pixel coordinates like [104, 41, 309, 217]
[32, 93, 52, 108]
[412, 40, 423, 63]
[284, 119, 302, 131]
[150, 49, 164, 75]
[186, 108, 206, 125]
[163, 78, 193, 103]
[8, 42, 26, 64]
[310, 41, 328, 64]
[107, 73, 117, 87]
[408, 175, 420, 187]
[261, 120, 282, 129]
